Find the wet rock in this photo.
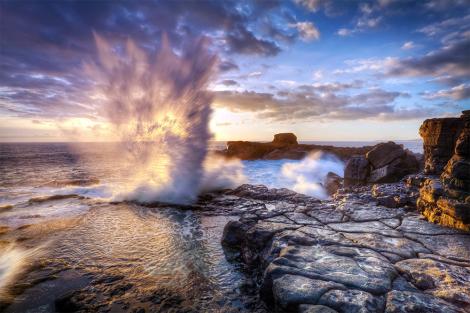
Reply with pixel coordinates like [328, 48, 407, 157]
[318, 289, 385, 313]
[265, 245, 397, 294]
[272, 274, 343, 310]
[344, 155, 370, 186]
[385, 290, 466, 313]
[218, 184, 470, 312]
[222, 220, 248, 247]
[327, 221, 401, 237]
[298, 304, 338, 313]
[324, 172, 343, 196]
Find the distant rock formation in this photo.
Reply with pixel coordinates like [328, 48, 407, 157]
[344, 142, 419, 186]
[222, 133, 372, 161]
[417, 110, 470, 231]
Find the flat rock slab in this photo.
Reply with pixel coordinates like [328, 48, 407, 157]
[218, 184, 470, 313]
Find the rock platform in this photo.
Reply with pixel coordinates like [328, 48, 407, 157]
[214, 184, 470, 313]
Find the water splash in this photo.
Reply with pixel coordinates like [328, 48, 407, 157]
[86, 34, 221, 204]
[281, 152, 344, 199]
[0, 243, 43, 301]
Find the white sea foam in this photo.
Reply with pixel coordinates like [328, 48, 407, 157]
[0, 244, 44, 301]
[281, 152, 344, 199]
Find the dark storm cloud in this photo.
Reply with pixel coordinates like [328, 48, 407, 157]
[387, 37, 470, 82]
[0, 0, 305, 118]
[214, 84, 418, 121]
[225, 25, 281, 56]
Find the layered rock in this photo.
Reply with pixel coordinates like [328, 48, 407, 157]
[219, 184, 470, 313]
[222, 133, 372, 161]
[419, 117, 464, 174]
[417, 111, 470, 231]
[344, 142, 419, 186]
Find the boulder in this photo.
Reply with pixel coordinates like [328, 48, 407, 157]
[366, 142, 405, 169]
[324, 172, 342, 196]
[344, 155, 370, 186]
[368, 151, 419, 184]
[272, 133, 297, 146]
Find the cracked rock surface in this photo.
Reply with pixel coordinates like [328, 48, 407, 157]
[217, 184, 470, 313]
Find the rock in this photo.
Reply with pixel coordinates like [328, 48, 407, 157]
[272, 133, 298, 146]
[221, 220, 247, 247]
[366, 142, 405, 169]
[395, 258, 470, 306]
[222, 133, 373, 160]
[298, 304, 338, 313]
[324, 172, 342, 196]
[419, 117, 464, 174]
[368, 151, 419, 184]
[264, 148, 307, 160]
[215, 184, 470, 312]
[417, 112, 470, 231]
[272, 274, 343, 310]
[344, 155, 370, 186]
[318, 289, 385, 313]
[385, 290, 466, 313]
[417, 178, 470, 231]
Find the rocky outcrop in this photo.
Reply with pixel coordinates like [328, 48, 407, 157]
[219, 184, 470, 313]
[344, 142, 419, 186]
[222, 133, 372, 161]
[417, 111, 470, 231]
[273, 133, 298, 145]
[419, 117, 464, 174]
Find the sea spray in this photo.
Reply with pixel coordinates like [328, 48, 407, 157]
[0, 243, 43, 301]
[281, 151, 344, 199]
[85, 34, 238, 204]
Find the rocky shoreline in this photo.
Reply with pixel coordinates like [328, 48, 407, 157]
[214, 110, 470, 312]
[215, 183, 470, 313]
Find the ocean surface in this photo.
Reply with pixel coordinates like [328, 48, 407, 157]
[0, 140, 422, 312]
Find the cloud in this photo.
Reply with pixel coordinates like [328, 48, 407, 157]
[401, 41, 416, 50]
[220, 79, 239, 86]
[422, 84, 470, 100]
[386, 37, 470, 82]
[417, 14, 470, 42]
[214, 84, 418, 122]
[219, 60, 239, 72]
[289, 22, 320, 41]
[225, 26, 281, 56]
[337, 28, 352, 36]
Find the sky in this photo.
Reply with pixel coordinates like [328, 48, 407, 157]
[0, 0, 469, 142]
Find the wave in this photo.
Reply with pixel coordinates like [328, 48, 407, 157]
[40, 178, 100, 188]
[28, 194, 80, 204]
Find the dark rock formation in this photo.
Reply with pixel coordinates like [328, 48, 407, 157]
[344, 142, 419, 186]
[417, 111, 470, 231]
[344, 155, 369, 186]
[218, 184, 470, 313]
[273, 133, 298, 145]
[222, 133, 373, 161]
[324, 172, 342, 196]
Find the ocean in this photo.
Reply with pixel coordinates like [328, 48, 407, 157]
[0, 140, 422, 311]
